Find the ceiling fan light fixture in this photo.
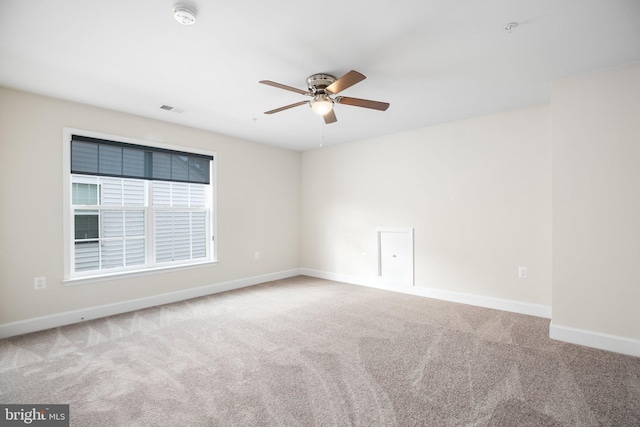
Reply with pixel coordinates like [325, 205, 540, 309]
[310, 94, 333, 116]
[173, 4, 197, 25]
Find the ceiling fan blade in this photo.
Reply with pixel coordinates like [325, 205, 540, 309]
[259, 80, 311, 96]
[324, 109, 337, 124]
[325, 70, 366, 94]
[264, 101, 309, 114]
[336, 96, 390, 111]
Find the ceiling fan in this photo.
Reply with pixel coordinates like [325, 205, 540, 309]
[259, 70, 389, 124]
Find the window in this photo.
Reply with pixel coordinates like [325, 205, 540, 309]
[63, 131, 216, 281]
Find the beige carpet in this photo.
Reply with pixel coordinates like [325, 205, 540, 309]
[1, 276, 639, 426]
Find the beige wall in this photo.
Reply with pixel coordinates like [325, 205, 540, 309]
[301, 105, 553, 307]
[3, 61, 639, 350]
[0, 87, 301, 324]
[552, 62, 640, 339]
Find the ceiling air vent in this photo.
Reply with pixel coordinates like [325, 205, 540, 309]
[160, 105, 186, 114]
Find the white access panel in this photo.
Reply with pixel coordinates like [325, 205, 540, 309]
[376, 227, 414, 286]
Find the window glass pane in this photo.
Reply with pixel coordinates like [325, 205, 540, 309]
[102, 240, 124, 269]
[72, 183, 98, 205]
[172, 183, 189, 207]
[152, 152, 171, 180]
[71, 141, 98, 174]
[102, 211, 124, 238]
[153, 181, 171, 206]
[189, 157, 209, 184]
[123, 148, 145, 178]
[191, 211, 207, 258]
[123, 179, 145, 206]
[125, 238, 145, 266]
[101, 178, 123, 205]
[98, 145, 122, 176]
[125, 210, 145, 236]
[154, 211, 191, 262]
[190, 184, 206, 207]
[75, 242, 99, 272]
[171, 155, 189, 181]
[155, 210, 173, 263]
[75, 211, 99, 240]
[172, 211, 191, 261]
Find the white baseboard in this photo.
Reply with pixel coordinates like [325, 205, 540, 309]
[302, 269, 640, 357]
[0, 269, 301, 339]
[549, 322, 640, 358]
[8, 268, 636, 358]
[300, 268, 552, 319]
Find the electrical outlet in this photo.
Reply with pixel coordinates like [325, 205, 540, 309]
[254, 251, 261, 260]
[34, 277, 47, 290]
[518, 267, 528, 279]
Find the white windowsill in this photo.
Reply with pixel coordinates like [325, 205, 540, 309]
[62, 259, 219, 286]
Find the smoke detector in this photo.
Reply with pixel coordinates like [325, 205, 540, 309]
[173, 4, 197, 25]
[504, 22, 518, 34]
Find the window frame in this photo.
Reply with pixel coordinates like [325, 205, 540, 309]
[62, 128, 217, 285]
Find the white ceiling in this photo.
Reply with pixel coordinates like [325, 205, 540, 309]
[1, 0, 639, 151]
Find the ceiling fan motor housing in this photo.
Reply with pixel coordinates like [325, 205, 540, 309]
[307, 74, 336, 94]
